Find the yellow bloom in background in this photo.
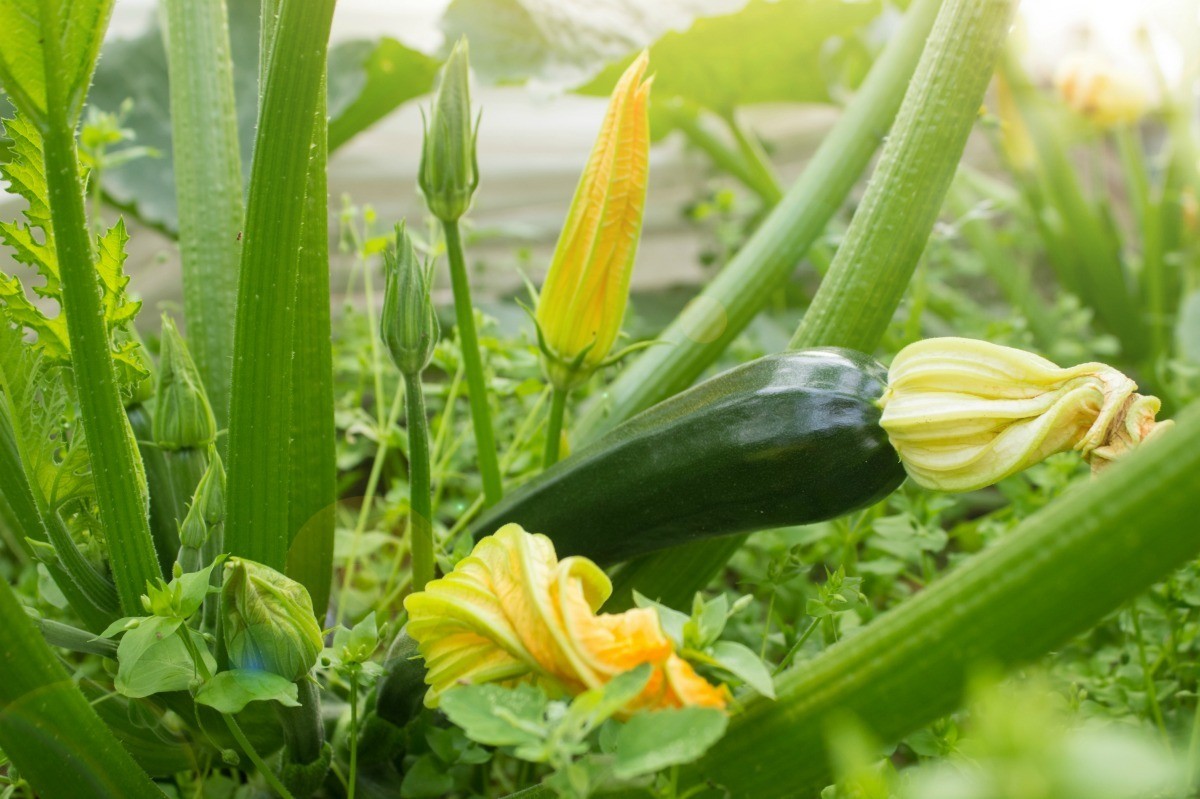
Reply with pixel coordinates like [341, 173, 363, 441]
[535, 53, 652, 390]
[879, 338, 1170, 492]
[1054, 52, 1149, 128]
[404, 524, 728, 712]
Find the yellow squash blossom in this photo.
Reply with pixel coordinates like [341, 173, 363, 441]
[404, 524, 728, 712]
[879, 337, 1170, 492]
[1054, 52, 1149, 128]
[535, 53, 652, 390]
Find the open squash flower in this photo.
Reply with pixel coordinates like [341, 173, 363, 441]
[534, 52, 652, 391]
[1054, 52, 1149, 128]
[404, 524, 728, 713]
[879, 338, 1171, 492]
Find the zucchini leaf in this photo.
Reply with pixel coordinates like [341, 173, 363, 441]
[0, 113, 145, 388]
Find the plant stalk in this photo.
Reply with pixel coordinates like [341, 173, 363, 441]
[405, 372, 435, 593]
[441, 219, 503, 506]
[542, 386, 568, 469]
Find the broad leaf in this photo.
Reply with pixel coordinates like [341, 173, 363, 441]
[442, 0, 746, 87]
[439, 683, 549, 749]
[576, 0, 885, 135]
[194, 669, 301, 713]
[114, 618, 216, 698]
[562, 664, 652, 732]
[612, 706, 728, 779]
[89, 0, 437, 233]
[709, 640, 775, 699]
[0, 113, 145, 387]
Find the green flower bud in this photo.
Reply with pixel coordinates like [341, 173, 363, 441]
[153, 316, 217, 450]
[418, 37, 479, 222]
[194, 450, 226, 527]
[125, 339, 156, 408]
[221, 558, 323, 681]
[380, 223, 440, 375]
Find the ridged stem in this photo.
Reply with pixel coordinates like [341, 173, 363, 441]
[442, 220, 503, 506]
[161, 0, 244, 427]
[542, 386, 568, 469]
[39, 5, 159, 614]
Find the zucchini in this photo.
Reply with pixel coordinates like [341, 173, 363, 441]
[469, 349, 904, 564]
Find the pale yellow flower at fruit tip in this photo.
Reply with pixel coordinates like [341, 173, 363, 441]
[1054, 52, 1149, 128]
[404, 524, 728, 713]
[535, 52, 652, 389]
[879, 337, 1171, 493]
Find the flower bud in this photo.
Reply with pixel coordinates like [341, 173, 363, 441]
[153, 315, 216, 451]
[879, 337, 1170, 492]
[194, 450, 226, 528]
[221, 558, 323, 681]
[380, 223, 440, 376]
[535, 53, 652, 390]
[1054, 52, 1149, 128]
[418, 37, 479, 222]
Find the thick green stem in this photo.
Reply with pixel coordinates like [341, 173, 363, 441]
[542, 386, 568, 469]
[225, 0, 337, 570]
[442, 220, 503, 506]
[285, 76, 337, 617]
[573, 0, 944, 442]
[0, 577, 161, 799]
[128, 404, 179, 577]
[348, 670, 360, 799]
[162, 0, 244, 427]
[39, 20, 159, 615]
[405, 372, 435, 593]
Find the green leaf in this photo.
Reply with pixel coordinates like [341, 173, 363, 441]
[194, 669, 301, 714]
[563, 665, 653, 733]
[613, 707, 728, 779]
[89, 0, 436, 233]
[400, 754, 456, 799]
[577, 0, 884, 132]
[115, 620, 215, 698]
[633, 591, 688, 647]
[0, 113, 145, 388]
[442, 0, 746, 87]
[328, 37, 440, 151]
[684, 593, 728, 648]
[709, 640, 775, 699]
[439, 683, 549, 749]
[332, 610, 380, 666]
[0, 0, 113, 125]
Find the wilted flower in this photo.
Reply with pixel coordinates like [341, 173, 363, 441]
[419, 37, 479, 222]
[1054, 52, 1149, 127]
[879, 337, 1170, 492]
[221, 558, 323, 681]
[153, 315, 216, 450]
[535, 53, 652, 390]
[404, 524, 728, 712]
[380, 223, 439, 376]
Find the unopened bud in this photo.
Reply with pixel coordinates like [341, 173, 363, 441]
[418, 37, 479, 222]
[380, 223, 439, 375]
[153, 316, 216, 450]
[221, 558, 323, 681]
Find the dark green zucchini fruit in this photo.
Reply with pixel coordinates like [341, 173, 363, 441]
[469, 348, 904, 564]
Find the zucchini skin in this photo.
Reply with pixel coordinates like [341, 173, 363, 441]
[470, 348, 904, 564]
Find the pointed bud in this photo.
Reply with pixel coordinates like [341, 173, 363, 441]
[380, 223, 440, 375]
[194, 450, 226, 528]
[153, 316, 216, 450]
[419, 38, 479, 222]
[535, 53, 652, 390]
[879, 337, 1171, 492]
[221, 558, 323, 681]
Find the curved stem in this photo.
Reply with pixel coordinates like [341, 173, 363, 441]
[405, 373, 434, 593]
[542, 387, 568, 469]
[441, 220, 503, 506]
